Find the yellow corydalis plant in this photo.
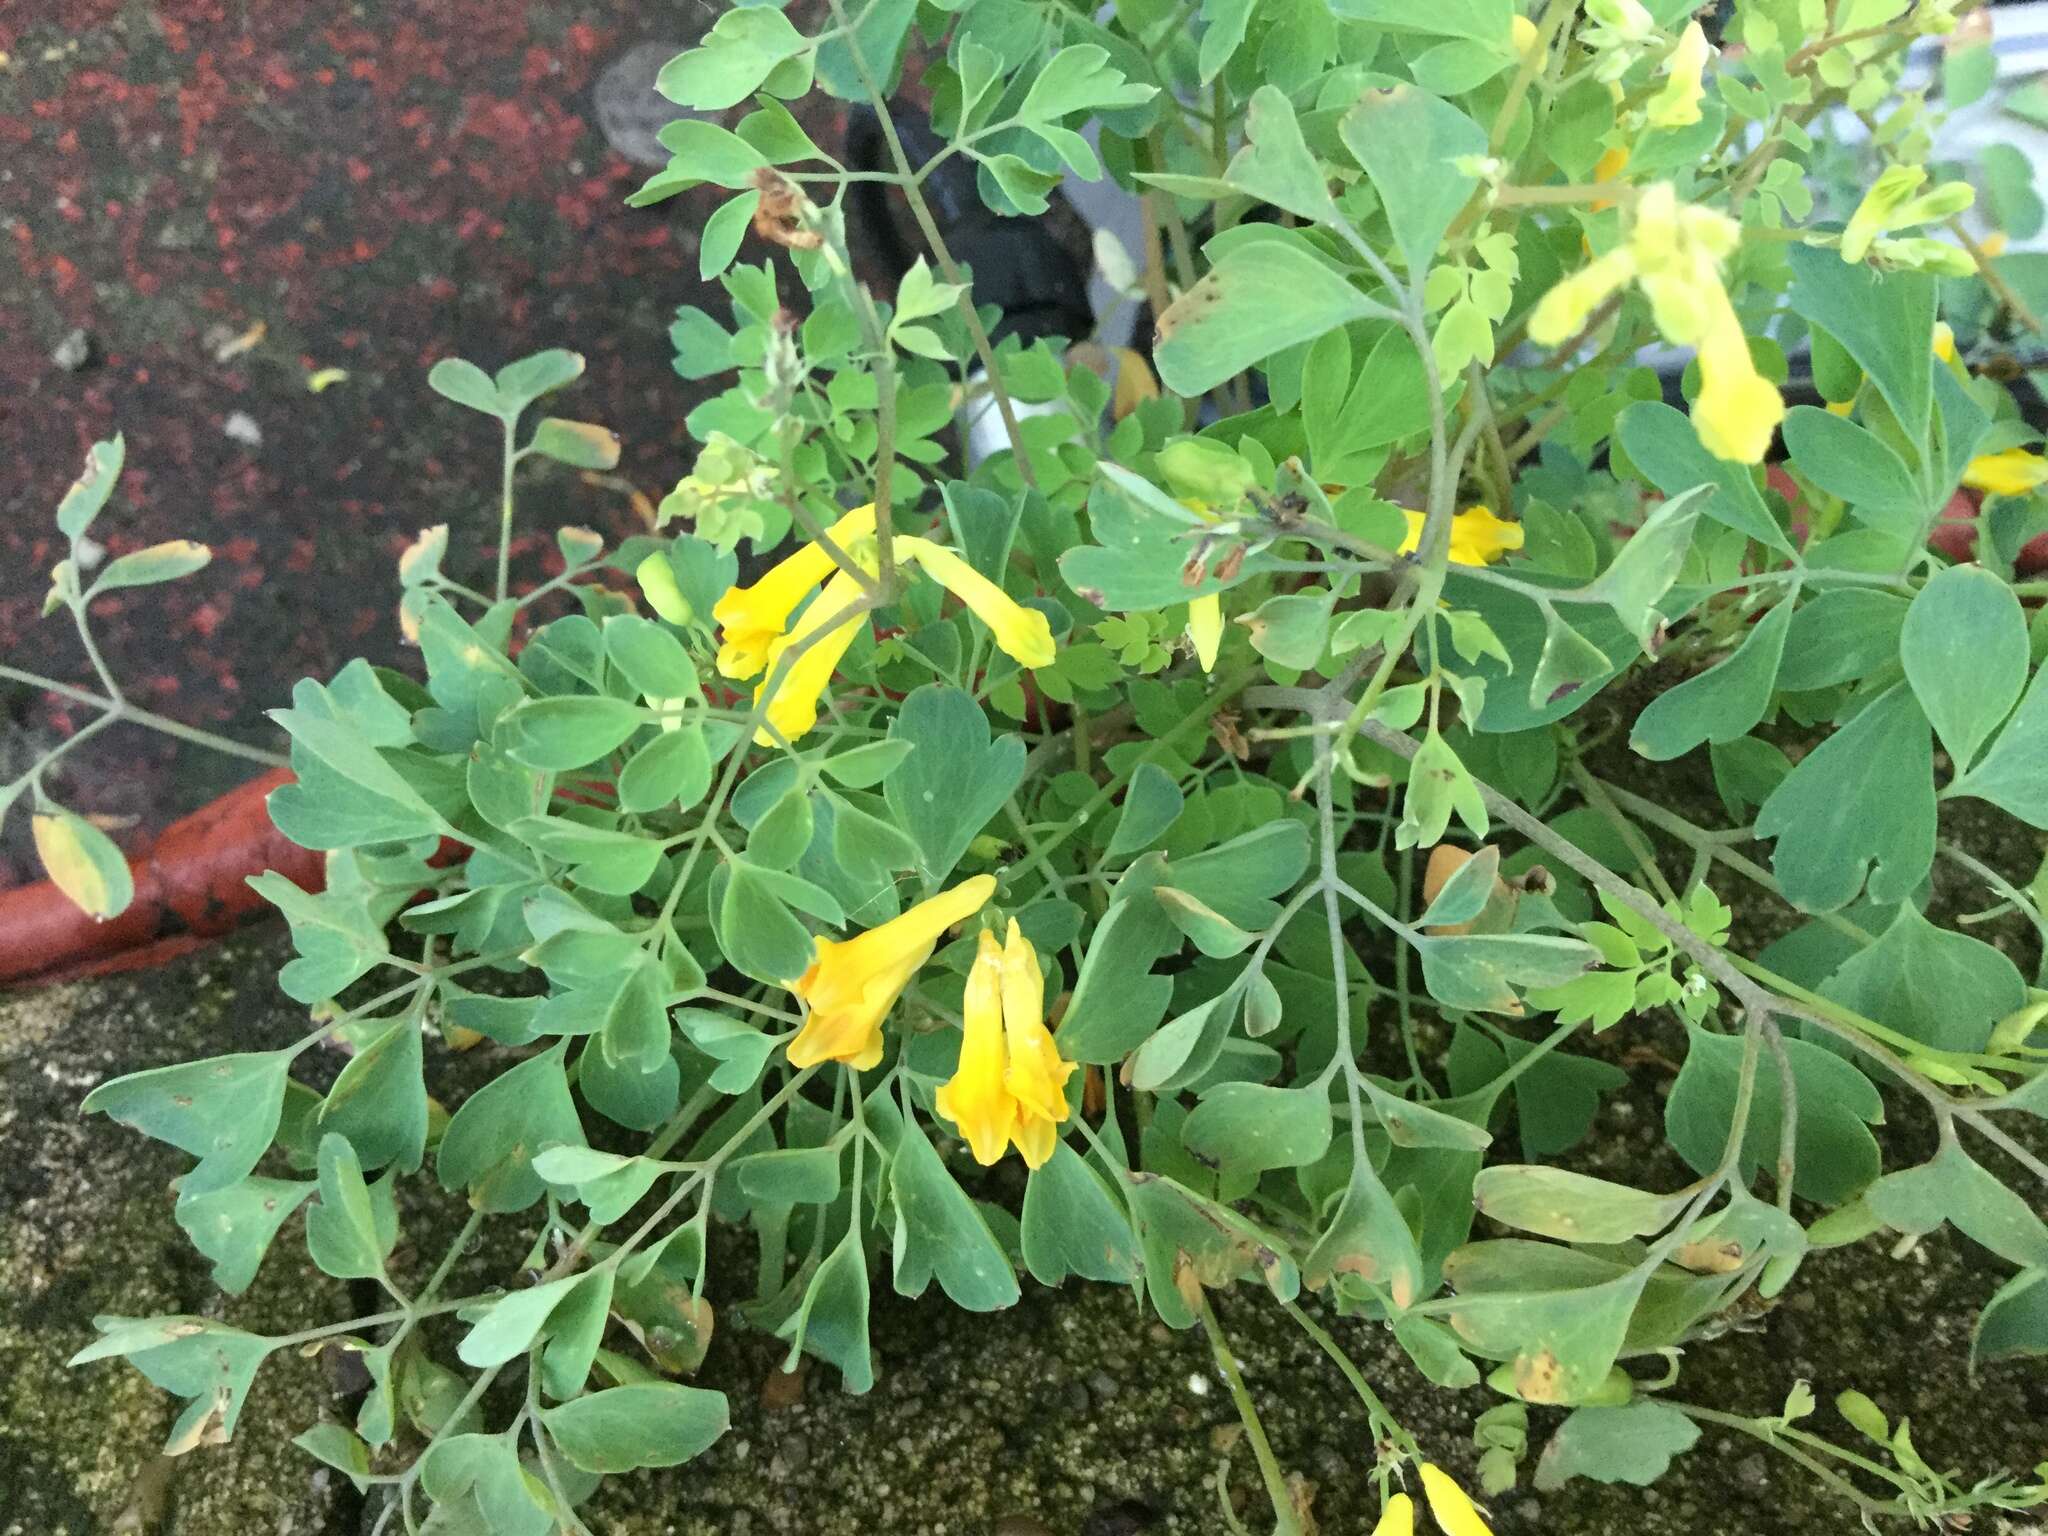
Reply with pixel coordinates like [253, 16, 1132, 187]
[711, 508, 1055, 744]
[784, 874, 997, 1069]
[934, 918, 1076, 1168]
[1528, 182, 1784, 464]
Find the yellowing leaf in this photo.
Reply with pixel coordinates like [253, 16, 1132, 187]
[33, 809, 134, 919]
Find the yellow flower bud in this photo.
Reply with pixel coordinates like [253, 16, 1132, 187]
[1419, 1463, 1494, 1536]
[1646, 21, 1711, 129]
[1370, 1491, 1416, 1536]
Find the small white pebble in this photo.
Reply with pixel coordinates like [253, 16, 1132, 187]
[1186, 1372, 1211, 1396]
[223, 411, 262, 448]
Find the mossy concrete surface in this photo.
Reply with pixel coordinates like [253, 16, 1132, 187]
[3, 928, 2046, 1535]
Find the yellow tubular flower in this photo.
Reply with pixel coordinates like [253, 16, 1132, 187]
[712, 504, 877, 679]
[1370, 1493, 1416, 1536]
[935, 919, 1076, 1168]
[1397, 506, 1526, 566]
[934, 931, 1016, 1163]
[898, 537, 1056, 669]
[1418, 1464, 1494, 1536]
[1187, 592, 1224, 671]
[786, 874, 997, 1070]
[1933, 321, 1956, 364]
[1691, 289, 1786, 465]
[752, 566, 871, 746]
[1963, 449, 2048, 497]
[1509, 15, 1538, 59]
[1646, 20, 1710, 129]
[1526, 248, 1636, 345]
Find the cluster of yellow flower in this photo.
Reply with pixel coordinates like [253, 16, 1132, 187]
[780, 872, 1077, 1169]
[700, 504, 1054, 744]
[1528, 182, 1784, 465]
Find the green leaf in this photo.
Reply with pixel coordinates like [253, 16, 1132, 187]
[539, 1270, 614, 1400]
[1777, 590, 1908, 691]
[656, 8, 808, 111]
[427, 358, 501, 416]
[1182, 1083, 1332, 1181]
[305, 1133, 390, 1281]
[1820, 902, 2026, 1056]
[318, 1019, 427, 1173]
[1018, 44, 1155, 123]
[618, 724, 713, 813]
[600, 960, 673, 1074]
[888, 1114, 1022, 1312]
[1865, 1143, 2048, 1271]
[776, 1229, 874, 1392]
[699, 190, 759, 281]
[735, 1144, 842, 1205]
[80, 1319, 278, 1454]
[293, 1422, 373, 1492]
[1399, 728, 1489, 850]
[1786, 244, 1935, 444]
[93, 539, 212, 592]
[1154, 235, 1377, 396]
[541, 1384, 730, 1473]
[83, 1050, 293, 1197]
[248, 870, 393, 1003]
[1330, 0, 1510, 42]
[1782, 406, 1925, 538]
[1416, 932, 1596, 1013]
[174, 1177, 314, 1295]
[1339, 85, 1485, 279]
[31, 808, 134, 919]
[1585, 485, 1708, 642]
[1902, 563, 2029, 772]
[499, 695, 645, 771]
[884, 684, 1025, 887]
[1153, 886, 1256, 959]
[1055, 899, 1177, 1063]
[458, 1273, 581, 1368]
[58, 434, 124, 539]
[1198, 0, 1257, 81]
[1301, 1145, 1424, 1306]
[718, 860, 819, 984]
[1441, 1268, 1648, 1405]
[1754, 685, 1935, 912]
[1951, 662, 2048, 826]
[1419, 845, 1500, 929]
[818, 738, 916, 788]
[1471, 1166, 1690, 1245]
[1021, 1143, 1141, 1285]
[494, 349, 587, 414]
[1223, 86, 1335, 220]
[419, 1434, 553, 1536]
[1527, 605, 1623, 713]
[1665, 1026, 1882, 1204]
[436, 1042, 587, 1213]
[1533, 1402, 1701, 1491]
[1974, 1268, 2048, 1368]
[1130, 1172, 1300, 1327]
[1107, 762, 1185, 858]
[1616, 401, 1792, 553]
[1630, 596, 1793, 761]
